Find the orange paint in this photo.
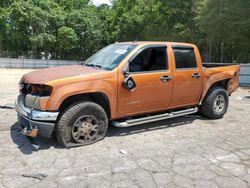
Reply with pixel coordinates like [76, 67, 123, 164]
[21, 42, 240, 120]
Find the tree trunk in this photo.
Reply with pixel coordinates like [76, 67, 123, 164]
[45, 46, 48, 60]
[212, 42, 217, 62]
[32, 44, 36, 59]
[208, 40, 212, 62]
[220, 42, 224, 63]
[0, 41, 2, 56]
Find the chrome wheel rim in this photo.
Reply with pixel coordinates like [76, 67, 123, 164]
[72, 115, 99, 143]
[214, 95, 225, 113]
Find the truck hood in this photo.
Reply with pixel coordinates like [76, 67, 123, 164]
[21, 65, 106, 84]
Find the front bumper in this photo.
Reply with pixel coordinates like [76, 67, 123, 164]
[15, 94, 59, 137]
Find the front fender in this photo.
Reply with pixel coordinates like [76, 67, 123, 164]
[45, 78, 117, 117]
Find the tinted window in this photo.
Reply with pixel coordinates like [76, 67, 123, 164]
[129, 47, 168, 72]
[173, 48, 197, 69]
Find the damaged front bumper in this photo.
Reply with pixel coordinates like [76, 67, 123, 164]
[15, 94, 59, 137]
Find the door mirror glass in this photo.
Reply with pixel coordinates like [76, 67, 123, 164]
[123, 76, 136, 91]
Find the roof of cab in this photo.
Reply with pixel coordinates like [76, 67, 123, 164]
[117, 41, 196, 48]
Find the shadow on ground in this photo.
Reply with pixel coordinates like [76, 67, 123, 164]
[107, 115, 203, 137]
[10, 123, 61, 154]
[10, 114, 205, 155]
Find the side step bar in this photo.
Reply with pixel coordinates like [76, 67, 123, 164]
[112, 107, 198, 128]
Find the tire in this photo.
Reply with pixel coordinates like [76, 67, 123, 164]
[200, 86, 229, 119]
[56, 101, 108, 147]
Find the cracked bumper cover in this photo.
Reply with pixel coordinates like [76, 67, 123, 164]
[15, 94, 59, 137]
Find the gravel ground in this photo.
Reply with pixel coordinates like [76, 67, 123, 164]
[0, 68, 250, 188]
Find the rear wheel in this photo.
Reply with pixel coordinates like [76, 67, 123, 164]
[56, 101, 108, 147]
[200, 86, 229, 119]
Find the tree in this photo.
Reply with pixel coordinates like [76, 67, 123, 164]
[57, 26, 78, 58]
[0, 0, 249, 62]
[66, 7, 107, 59]
[196, 0, 250, 63]
[0, 7, 9, 56]
[110, 0, 197, 42]
[30, 33, 56, 59]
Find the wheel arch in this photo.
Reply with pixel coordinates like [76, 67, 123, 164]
[58, 92, 111, 120]
[201, 78, 230, 102]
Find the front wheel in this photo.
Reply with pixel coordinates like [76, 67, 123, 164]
[56, 101, 108, 147]
[200, 86, 229, 119]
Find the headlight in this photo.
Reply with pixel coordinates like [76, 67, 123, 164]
[31, 84, 53, 96]
[20, 83, 53, 96]
[25, 94, 50, 110]
[20, 83, 53, 110]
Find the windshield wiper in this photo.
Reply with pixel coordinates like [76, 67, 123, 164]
[82, 62, 102, 69]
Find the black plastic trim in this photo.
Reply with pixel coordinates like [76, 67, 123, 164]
[172, 45, 194, 49]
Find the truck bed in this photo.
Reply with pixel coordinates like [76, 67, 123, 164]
[202, 63, 240, 77]
[202, 62, 237, 68]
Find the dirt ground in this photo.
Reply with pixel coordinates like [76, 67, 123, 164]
[0, 68, 250, 188]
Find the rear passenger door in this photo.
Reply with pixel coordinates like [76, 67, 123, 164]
[170, 46, 203, 107]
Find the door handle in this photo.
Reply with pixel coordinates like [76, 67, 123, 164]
[160, 75, 172, 82]
[192, 73, 201, 79]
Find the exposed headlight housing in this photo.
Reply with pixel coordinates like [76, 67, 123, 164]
[30, 84, 53, 96]
[19, 82, 53, 110]
[19, 83, 53, 97]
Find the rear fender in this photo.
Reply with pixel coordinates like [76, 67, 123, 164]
[201, 70, 239, 102]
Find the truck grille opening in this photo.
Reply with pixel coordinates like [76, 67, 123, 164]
[20, 82, 32, 94]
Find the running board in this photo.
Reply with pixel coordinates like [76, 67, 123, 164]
[112, 107, 198, 128]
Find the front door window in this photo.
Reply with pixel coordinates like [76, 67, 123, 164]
[129, 47, 168, 73]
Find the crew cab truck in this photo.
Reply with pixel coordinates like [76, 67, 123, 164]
[16, 42, 240, 147]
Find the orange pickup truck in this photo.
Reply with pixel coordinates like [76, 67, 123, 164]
[16, 41, 240, 147]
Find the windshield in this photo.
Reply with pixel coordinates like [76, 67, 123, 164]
[84, 44, 137, 70]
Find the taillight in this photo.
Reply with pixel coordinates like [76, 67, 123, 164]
[234, 70, 240, 76]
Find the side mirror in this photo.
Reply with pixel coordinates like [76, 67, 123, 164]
[123, 76, 136, 91]
[123, 69, 130, 78]
[123, 65, 129, 78]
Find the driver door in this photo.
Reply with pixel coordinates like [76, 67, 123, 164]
[117, 46, 173, 117]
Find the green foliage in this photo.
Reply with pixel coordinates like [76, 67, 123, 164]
[196, 0, 250, 62]
[58, 26, 78, 51]
[109, 0, 197, 42]
[0, 0, 249, 62]
[65, 7, 106, 59]
[0, 6, 9, 55]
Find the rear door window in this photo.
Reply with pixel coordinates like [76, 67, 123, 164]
[173, 47, 197, 69]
